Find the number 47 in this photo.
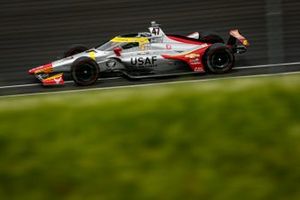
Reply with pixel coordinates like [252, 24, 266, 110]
[151, 28, 160, 36]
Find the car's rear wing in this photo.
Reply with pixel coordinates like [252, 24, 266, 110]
[228, 29, 249, 46]
[227, 29, 250, 54]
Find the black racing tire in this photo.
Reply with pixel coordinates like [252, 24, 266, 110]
[203, 43, 235, 74]
[64, 45, 88, 58]
[199, 32, 224, 44]
[71, 57, 99, 86]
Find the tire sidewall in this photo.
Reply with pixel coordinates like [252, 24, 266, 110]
[71, 57, 99, 86]
[204, 43, 235, 73]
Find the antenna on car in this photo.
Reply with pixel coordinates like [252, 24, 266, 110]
[151, 21, 160, 27]
[149, 21, 166, 42]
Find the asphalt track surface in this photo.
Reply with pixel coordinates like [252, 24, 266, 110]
[1, 62, 300, 97]
[1, 0, 300, 97]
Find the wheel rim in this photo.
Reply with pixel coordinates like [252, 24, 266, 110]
[211, 51, 230, 68]
[75, 63, 96, 82]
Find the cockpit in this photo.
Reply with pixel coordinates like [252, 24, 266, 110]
[97, 34, 150, 51]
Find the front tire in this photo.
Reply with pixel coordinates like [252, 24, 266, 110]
[203, 43, 234, 73]
[71, 57, 99, 86]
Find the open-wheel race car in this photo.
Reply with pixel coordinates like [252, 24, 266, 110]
[28, 21, 249, 86]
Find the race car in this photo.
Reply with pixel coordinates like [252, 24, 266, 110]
[28, 21, 249, 86]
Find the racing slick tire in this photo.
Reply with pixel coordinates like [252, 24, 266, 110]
[64, 45, 88, 58]
[199, 32, 224, 44]
[203, 43, 235, 74]
[71, 57, 99, 86]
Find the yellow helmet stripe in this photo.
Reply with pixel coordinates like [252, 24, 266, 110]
[111, 37, 149, 44]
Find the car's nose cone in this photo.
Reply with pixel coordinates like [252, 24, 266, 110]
[28, 63, 53, 74]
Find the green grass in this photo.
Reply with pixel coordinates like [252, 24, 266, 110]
[0, 74, 300, 200]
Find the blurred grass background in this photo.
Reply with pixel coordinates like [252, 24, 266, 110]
[0, 74, 300, 200]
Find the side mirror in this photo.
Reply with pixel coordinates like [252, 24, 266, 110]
[113, 47, 122, 56]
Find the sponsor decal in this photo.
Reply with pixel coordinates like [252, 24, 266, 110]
[140, 44, 145, 51]
[106, 60, 116, 68]
[42, 73, 64, 85]
[190, 58, 201, 65]
[137, 51, 150, 55]
[185, 53, 200, 59]
[54, 77, 62, 84]
[131, 56, 157, 67]
[194, 67, 204, 72]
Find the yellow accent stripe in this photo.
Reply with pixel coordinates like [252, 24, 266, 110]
[35, 68, 53, 74]
[89, 51, 96, 61]
[111, 37, 149, 45]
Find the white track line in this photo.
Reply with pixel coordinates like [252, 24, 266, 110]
[0, 77, 121, 89]
[0, 83, 39, 89]
[234, 61, 300, 70]
[0, 61, 300, 90]
[2, 71, 300, 99]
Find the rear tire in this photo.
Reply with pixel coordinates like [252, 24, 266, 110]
[71, 57, 99, 86]
[64, 45, 88, 58]
[203, 43, 234, 74]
